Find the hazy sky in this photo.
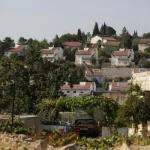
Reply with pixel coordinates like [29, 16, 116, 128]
[0, 0, 150, 42]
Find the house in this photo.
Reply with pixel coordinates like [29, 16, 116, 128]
[75, 48, 98, 65]
[4, 45, 25, 57]
[60, 82, 96, 96]
[90, 35, 116, 45]
[63, 42, 81, 50]
[109, 82, 129, 92]
[85, 69, 105, 85]
[132, 70, 150, 91]
[41, 47, 64, 62]
[138, 38, 150, 52]
[111, 49, 134, 66]
[102, 41, 121, 48]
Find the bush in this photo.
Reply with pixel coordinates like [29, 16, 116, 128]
[0, 119, 31, 135]
[48, 130, 78, 147]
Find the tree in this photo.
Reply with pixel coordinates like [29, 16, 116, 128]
[133, 30, 138, 38]
[120, 27, 132, 48]
[60, 33, 78, 43]
[143, 32, 150, 38]
[40, 38, 49, 49]
[106, 26, 116, 36]
[77, 29, 82, 42]
[115, 84, 150, 135]
[53, 35, 62, 47]
[90, 56, 96, 65]
[92, 22, 100, 36]
[100, 22, 107, 35]
[18, 37, 27, 45]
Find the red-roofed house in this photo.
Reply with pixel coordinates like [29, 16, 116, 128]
[85, 69, 105, 85]
[4, 45, 25, 56]
[109, 82, 129, 92]
[102, 41, 121, 48]
[138, 38, 150, 52]
[41, 47, 64, 62]
[75, 48, 98, 65]
[63, 42, 81, 50]
[60, 82, 96, 96]
[111, 49, 134, 66]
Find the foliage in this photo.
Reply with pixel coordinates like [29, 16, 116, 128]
[48, 130, 78, 147]
[18, 37, 27, 45]
[115, 84, 150, 132]
[0, 119, 31, 135]
[92, 22, 100, 36]
[143, 32, 150, 38]
[90, 56, 96, 65]
[79, 134, 150, 150]
[120, 27, 132, 48]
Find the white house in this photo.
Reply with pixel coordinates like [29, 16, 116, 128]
[90, 35, 116, 45]
[109, 82, 129, 92]
[132, 70, 150, 91]
[41, 47, 64, 62]
[63, 42, 81, 50]
[138, 38, 150, 52]
[111, 49, 134, 66]
[75, 48, 98, 65]
[85, 69, 105, 85]
[4, 45, 25, 57]
[60, 82, 96, 96]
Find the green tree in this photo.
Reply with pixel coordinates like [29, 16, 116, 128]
[100, 22, 107, 35]
[60, 33, 78, 43]
[53, 35, 62, 47]
[106, 26, 116, 36]
[40, 38, 49, 49]
[18, 37, 27, 45]
[120, 27, 132, 48]
[92, 22, 100, 36]
[77, 29, 82, 42]
[133, 30, 138, 38]
[90, 56, 96, 65]
[143, 32, 150, 38]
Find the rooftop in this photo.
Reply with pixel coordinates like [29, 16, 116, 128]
[8, 45, 24, 52]
[76, 48, 95, 55]
[86, 70, 104, 77]
[110, 82, 129, 92]
[103, 41, 121, 47]
[112, 49, 131, 56]
[41, 47, 57, 54]
[61, 82, 93, 90]
[63, 42, 81, 47]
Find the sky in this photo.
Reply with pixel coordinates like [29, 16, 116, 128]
[0, 0, 150, 43]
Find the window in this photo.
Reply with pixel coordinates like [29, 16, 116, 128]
[67, 91, 70, 93]
[73, 91, 76, 93]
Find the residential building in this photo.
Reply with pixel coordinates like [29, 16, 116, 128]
[102, 41, 121, 48]
[41, 47, 64, 62]
[138, 38, 150, 52]
[132, 70, 150, 91]
[90, 35, 116, 45]
[63, 42, 81, 50]
[111, 49, 134, 66]
[4, 45, 25, 57]
[109, 82, 129, 92]
[85, 69, 105, 85]
[60, 82, 96, 96]
[75, 48, 98, 65]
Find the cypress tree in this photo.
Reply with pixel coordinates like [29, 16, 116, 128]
[92, 22, 100, 36]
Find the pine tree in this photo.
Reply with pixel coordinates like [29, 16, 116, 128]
[100, 22, 108, 36]
[92, 22, 100, 36]
[133, 30, 138, 38]
[77, 29, 82, 41]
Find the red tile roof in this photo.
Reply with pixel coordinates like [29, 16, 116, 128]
[112, 49, 130, 56]
[61, 82, 92, 90]
[76, 48, 95, 55]
[111, 82, 129, 92]
[139, 38, 150, 44]
[63, 42, 81, 47]
[41, 48, 57, 54]
[86, 71, 104, 77]
[8, 45, 24, 52]
[103, 41, 121, 47]
[102, 37, 116, 41]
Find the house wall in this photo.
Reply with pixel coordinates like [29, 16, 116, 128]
[58, 47, 64, 59]
[61, 89, 92, 96]
[138, 44, 149, 52]
[4, 51, 13, 56]
[86, 76, 105, 85]
[91, 36, 102, 44]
